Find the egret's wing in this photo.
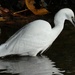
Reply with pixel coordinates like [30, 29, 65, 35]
[6, 24, 28, 44]
[5, 20, 51, 54]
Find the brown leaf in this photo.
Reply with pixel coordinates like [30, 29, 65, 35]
[25, 0, 49, 15]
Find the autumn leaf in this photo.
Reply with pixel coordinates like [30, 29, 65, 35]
[25, 0, 49, 15]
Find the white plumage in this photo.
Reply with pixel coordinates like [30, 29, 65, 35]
[0, 8, 75, 57]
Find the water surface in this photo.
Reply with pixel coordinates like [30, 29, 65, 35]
[0, 56, 64, 75]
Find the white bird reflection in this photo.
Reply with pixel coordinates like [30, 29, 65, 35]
[0, 56, 64, 75]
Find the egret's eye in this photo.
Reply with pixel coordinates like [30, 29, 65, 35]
[72, 16, 75, 25]
[71, 16, 74, 19]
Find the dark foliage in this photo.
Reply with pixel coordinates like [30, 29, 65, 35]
[0, 0, 25, 11]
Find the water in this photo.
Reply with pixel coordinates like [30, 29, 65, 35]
[0, 56, 64, 75]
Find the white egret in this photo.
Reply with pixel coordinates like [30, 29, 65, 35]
[0, 8, 75, 57]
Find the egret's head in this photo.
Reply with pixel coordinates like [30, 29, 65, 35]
[64, 8, 75, 26]
[54, 8, 75, 26]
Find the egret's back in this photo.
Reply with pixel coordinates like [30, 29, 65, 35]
[0, 20, 52, 56]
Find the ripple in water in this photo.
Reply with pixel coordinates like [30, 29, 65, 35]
[0, 55, 64, 75]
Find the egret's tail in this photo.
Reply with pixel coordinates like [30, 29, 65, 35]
[0, 44, 6, 50]
[0, 44, 7, 57]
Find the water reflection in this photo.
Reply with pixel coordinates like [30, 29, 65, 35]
[0, 56, 64, 75]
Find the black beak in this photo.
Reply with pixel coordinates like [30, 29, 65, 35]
[72, 16, 75, 26]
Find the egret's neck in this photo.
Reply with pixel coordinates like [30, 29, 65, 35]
[54, 19, 65, 31]
[52, 14, 67, 39]
[53, 13, 67, 33]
